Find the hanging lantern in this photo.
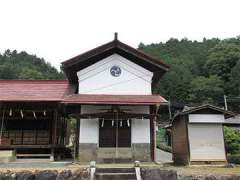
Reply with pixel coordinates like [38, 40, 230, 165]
[120, 120, 123, 127]
[20, 110, 24, 119]
[112, 120, 114, 127]
[43, 110, 46, 116]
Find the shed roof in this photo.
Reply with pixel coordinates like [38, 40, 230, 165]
[172, 104, 235, 122]
[63, 94, 167, 105]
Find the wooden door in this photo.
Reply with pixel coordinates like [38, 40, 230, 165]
[99, 120, 116, 147]
[117, 120, 131, 147]
[99, 120, 131, 147]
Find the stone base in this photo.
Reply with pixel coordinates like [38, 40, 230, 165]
[97, 148, 132, 163]
[132, 143, 151, 162]
[78, 143, 151, 163]
[78, 143, 98, 162]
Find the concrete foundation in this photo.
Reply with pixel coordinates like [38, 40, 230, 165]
[78, 143, 151, 162]
[78, 143, 98, 162]
[132, 143, 151, 162]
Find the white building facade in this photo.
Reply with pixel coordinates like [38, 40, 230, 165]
[62, 35, 169, 162]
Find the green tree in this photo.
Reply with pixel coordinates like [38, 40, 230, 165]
[19, 69, 44, 79]
[188, 75, 224, 104]
[0, 49, 64, 80]
[206, 39, 240, 83]
[154, 58, 194, 103]
[229, 60, 240, 96]
[0, 64, 18, 79]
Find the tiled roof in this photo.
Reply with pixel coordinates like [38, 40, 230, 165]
[63, 94, 167, 105]
[0, 80, 167, 105]
[0, 80, 70, 102]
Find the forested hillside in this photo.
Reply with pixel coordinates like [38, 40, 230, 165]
[139, 37, 240, 110]
[0, 50, 64, 80]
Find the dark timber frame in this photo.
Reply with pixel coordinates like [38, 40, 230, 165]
[0, 102, 67, 158]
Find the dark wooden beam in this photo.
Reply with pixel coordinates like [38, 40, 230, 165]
[70, 112, 158, 119]
[150, 105, 157, 162]
[74, 105, 81, 160]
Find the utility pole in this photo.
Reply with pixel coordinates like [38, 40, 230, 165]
[168, 99, 172, 120]
[224, 95, 228, 111]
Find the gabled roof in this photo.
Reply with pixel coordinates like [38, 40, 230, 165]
[0, 80, 70, 102]
[61, 36, 169, 83]
[172, 104, 235, 122]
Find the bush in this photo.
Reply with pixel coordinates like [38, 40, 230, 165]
[224, 126, 240, 154]
[227, 154, 240, 164]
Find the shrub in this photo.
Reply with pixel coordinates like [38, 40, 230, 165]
[227, 154, 240, 164]
[224, 126, 240, 154]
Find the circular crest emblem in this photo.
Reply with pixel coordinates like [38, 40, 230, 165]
[110, 66, 121, 77]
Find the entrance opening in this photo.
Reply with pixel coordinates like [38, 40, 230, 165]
[99, 119, 131, 147]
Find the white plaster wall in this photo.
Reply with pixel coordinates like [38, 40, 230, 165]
[79, 105, 104, 144]
[189, 114, 225, 123]
[77, 54, 153, 95]
[130, 106, 151, 143]
[188, 123, 226, 161]
[79, 119, 98, 143]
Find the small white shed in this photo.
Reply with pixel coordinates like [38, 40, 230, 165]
[172, 104, 235, 165]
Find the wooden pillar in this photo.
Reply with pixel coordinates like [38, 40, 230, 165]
[74, 105, 81, 160]
[150, 105, 157, 162]
[52, 109, 58, 145]
[51, 109, 58, 161]
[75, 118, 80, 160]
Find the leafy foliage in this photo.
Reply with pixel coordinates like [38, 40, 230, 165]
[189, 75, 224, 104]
[224, 126, 240, 155]
[0, 49, 64, 80]
[227, 154, 240, 164]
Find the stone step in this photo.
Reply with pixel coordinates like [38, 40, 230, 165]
[99, 158, 133, 163]
[95, 172, 136, 180]
[95, 168, 136, 180]
[96, 168, 135, 173]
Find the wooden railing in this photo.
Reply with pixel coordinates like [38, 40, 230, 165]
[0, 130, 50, 146]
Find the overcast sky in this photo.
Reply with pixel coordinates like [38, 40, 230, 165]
[0, 0, 239, 70]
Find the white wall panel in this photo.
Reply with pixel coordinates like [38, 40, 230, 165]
[189, 114, 225, 123]
[130, 106, 150, 143]
[79, 119, 98, 143]
[77, 54, 153, 95]
[188, 123, 226, 161]
[79, 105, 100, 144]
